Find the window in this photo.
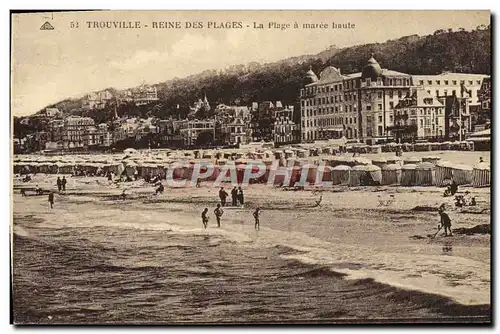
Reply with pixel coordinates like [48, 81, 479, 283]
[436, 90, 439, 96]
[444, 89, 448, 96]
[378, 104, 383, 110]
[335, 106, 338, 112]
[420, 119, 423, 127]
[378, 115, 382, 123]
[428, 80, 432, 85]
[444, 80, 449, 85]
[389, 91, 394, 98]
[389, 115, 393, 122]
[452, 80, 457, 85]
[436, 80, 440, 85]
[468, 80, 473, 85]
[460, 80, 465, 84]
[367, 116, 372, 122]
[427, 90, 431, 94]
[349, 117, 353, 124]
[378, 92, 382, 99]
[334, 85, 338, 91]
[389, 102, 394, 109]
[452, 90, 456, 95]
[477, 80, 481, 85]
[367, 105, 372, 111]
[419, 80, 424, 85]
[398, 91, 402, 98]
[378, 126, 383, 136]
[354, 117, 357, 124]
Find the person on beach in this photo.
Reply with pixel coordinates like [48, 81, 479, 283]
[479, 157, 484, 163]
[219, 187, 228, 207]
[438, 205, 453, 237]
[35, 185, 43, 195]
[56, 177, 62, 192]
[61, 176, 67, 191]
[48, 191, 54, 209]
[155, 183, 164, 195]
[20, 188, 26, 197]
[196, 178, 201, 188]
[214, 204, 224, 228]
[238, 187, 244, 206]
[231, 186, 238, 206]
[253, 207, 261, 230]
[201, 208, 209, 229]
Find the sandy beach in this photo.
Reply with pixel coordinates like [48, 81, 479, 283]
[11, 156, 491, 323]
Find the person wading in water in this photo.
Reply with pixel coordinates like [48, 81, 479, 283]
[253, 207, 261, 230]
[48, 191, 54, 209]
[214, 204, 224, 228]
[201, 208, 209, 229]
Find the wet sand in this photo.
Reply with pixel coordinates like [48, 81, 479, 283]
[11, 174, 491, 324]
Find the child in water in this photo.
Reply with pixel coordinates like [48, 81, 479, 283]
[214, 204, 224, 228]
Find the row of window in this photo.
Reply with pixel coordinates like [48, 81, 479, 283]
[395, 108, 444, 116]
[419, 79, 481, 86]
[302, 90, 406, 107]
[302, 116, 359, 128]
[302, 128, 359, 141]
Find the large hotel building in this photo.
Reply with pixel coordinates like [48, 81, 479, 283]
[299, 57, 489, 143]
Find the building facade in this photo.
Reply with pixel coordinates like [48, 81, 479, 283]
[62, 116, 96, 148]
[177, 119, 215, 147]
[393, 87, 445, 141]
[412, 73, 489, 108]
[300, 57, 412, 144]
[274, 106, 301, 145]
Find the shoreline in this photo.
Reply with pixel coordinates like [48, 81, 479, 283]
[12, 175, 491, 310]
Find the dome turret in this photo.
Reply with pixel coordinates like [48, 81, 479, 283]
[305, 66, 318, 84]
[361, 56, 383, 79]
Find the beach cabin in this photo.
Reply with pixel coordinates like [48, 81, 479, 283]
[349, 164, 382, 186]
[472, 163, 490, 187]
[381, 164, 402, 185]
[435, 161, 453, 186]
[415, 162, 435, 186]
[332, 165, 351, 185]
[400, 164, 418, 186]
[450, 164, 473, 185]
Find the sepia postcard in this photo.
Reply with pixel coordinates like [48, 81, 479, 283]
[10, 10, 491, 325]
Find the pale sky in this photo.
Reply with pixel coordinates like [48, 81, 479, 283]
[11, 10, 490, 116]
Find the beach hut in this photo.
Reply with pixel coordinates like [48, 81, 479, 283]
[450, 164, 473, 185]
[332, 165, 351, 185]
[349, 164, 382, 186]
[415, 162, 435, 186]
[403, 156, 421, 165]
[421, 156, 441, 165]
[400, 164, 418, 186]
[472, 163, 490, 187]
[381, 164, 402, 185]
[435, 161, 453, 186]
[371, 156, 388, 169]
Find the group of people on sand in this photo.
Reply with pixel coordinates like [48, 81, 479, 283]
[56, 176, 67, 192]
[201, 206, 261, 230]
[218, 186, 244, 207]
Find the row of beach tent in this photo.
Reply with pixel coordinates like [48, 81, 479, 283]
[13, 154, 490, 188]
